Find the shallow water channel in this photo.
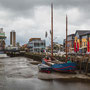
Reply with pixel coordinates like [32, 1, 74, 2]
[0, 56, 90, 90]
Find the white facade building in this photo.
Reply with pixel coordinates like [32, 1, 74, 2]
[27, 38, 46, 53]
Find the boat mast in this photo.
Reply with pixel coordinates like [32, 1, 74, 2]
[66, 15, 68, 62]
[51, 3, 53, 57]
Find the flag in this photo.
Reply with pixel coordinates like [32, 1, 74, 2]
[87, 41, 89, 52]
[74, 42, 76, 52]
[77, 42, 79, 51]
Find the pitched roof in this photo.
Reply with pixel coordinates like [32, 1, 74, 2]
[75, 30, 90, 36]
[29, 38, 41, 42]
[67, 34, 75, 37]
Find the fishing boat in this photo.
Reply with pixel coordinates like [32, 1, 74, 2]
[38, 64, 52, 73]
[42, 57, 76, 73]
[38, 3, 77, 73]
[51, 63, 76, 72]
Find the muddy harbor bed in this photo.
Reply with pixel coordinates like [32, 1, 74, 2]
[0, 56, 90, 90]
[5, 53, 90, 81]
[38, 72, 90, 81]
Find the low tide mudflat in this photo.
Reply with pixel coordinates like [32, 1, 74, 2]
[0, 56, 90, 90]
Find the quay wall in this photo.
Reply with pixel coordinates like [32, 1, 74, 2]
[6, 52, 66, 62]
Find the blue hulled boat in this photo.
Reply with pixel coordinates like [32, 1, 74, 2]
[41, 59, 77, 73]
[51, 62, 76, 72]
[38, 64, 52, 73]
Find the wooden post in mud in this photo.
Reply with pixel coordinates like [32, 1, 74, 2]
[79, 58, 82, 73]
[51, 3, 53, 58]
[85, 55, 89, 75]
[85, 35, 89, 75]
[79, 56, 84, 73]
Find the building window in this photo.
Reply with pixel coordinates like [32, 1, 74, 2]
[84, 42, 85, 46]
[41, 43, 43, 46]
[82, 42, 83, 46]
[82, 36, 87, 39]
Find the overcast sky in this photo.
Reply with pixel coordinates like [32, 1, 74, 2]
[0, 0, 90, 46]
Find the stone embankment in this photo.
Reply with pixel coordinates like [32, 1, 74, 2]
[6, 52, 66, 62]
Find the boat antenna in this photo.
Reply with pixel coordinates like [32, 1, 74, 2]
[51, 3, 53, 58]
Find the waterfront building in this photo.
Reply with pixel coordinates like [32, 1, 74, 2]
[0, 28, 6, 51]
[21, 44, 28, 51]
[80, 32, 90, 53]
[63, 34, 75, 53]
[6, 45, 19, 51]
[63, 30, 90, 53]
[54, 43, 63, 52]
[27, 38, 46, 53]
[46, 42, 63, 54]
[67, 34, 75, 52]
[10, 30, 16, 47]
[16, 42, 20, 48]
[74, 30, 90, 53]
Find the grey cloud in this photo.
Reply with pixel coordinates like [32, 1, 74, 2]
[0, 0, 89, 10]
[0, 0, 90, 45]
[0, 0, 89, 19]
